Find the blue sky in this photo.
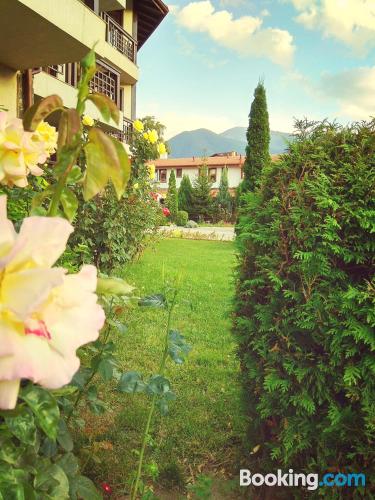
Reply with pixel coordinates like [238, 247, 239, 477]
[136, 0, 375, 139]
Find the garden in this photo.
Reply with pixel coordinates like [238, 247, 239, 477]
[0, 49, 374, 500]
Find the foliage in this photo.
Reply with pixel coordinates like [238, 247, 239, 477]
[241, 81, 270, 193]
[215, 167, 233, 222]
[234, 119, 375, 488]
[165, 169, 178, 220]
[190, 164, 214, 222]
[175, 210, 189, 227]
[0, 385, 100, 499]
[178, 174, 193, 213]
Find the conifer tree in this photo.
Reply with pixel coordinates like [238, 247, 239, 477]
[190, 163, 213, 221]
[165, 169, 178, 220]
[216, 167, 232, 219]
[178, 174, 193, 213]
[241, 81, 270, 192]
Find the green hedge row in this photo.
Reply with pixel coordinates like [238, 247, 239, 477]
[234, 120, 375, 494]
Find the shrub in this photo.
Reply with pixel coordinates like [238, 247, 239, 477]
[175, 210, 188, 227]
[178, 174, 193, 212]
[234, 119, 375, 483]
[190, 164, 214, 221]
[185, 220, 198, 228]
[166, 169, 178, 220]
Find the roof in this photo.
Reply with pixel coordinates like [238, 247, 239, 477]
[152, 155, 280, 168]
[135, 0, 169, 49]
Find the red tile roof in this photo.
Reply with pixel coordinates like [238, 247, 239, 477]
[152, 154, 279, 168]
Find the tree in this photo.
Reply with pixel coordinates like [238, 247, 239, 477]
[215, 167, 232, 220]
[190, 163, 213, 221]
[178, 174, 193, 213]
[241, 81, 270, 192]
[165, 169, 178, 220]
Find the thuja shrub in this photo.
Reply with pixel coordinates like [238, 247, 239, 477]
[234, 120, 375, 485]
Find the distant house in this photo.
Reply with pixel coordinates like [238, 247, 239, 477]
[153, 152, 279, 194]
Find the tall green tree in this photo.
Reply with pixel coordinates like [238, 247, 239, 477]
[178, 174, 193, 213]
[241, 81, 270, 192]
[215, 167, 232, 220]
[190, 163, 213, 221]
[165, 169, 178, 220]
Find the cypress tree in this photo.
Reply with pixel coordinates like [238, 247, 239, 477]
[165, 169, 178, 220]
[242, 81, 270, 192]
[190, 163, 213, 221]
[178, 174, 193, 213]
[215, 167, 232, 218]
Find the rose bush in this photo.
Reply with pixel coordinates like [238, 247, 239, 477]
[0, 196, 104, 409]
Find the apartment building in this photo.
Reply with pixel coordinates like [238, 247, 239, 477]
[0, 0, 168, 143]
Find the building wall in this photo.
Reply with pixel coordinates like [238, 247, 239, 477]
[156, 166, 242, 190]
[0, 65, 18, 115]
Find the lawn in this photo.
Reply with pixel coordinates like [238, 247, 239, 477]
[80, 239, 248, 498]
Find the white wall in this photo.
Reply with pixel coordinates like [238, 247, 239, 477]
[157, 166, 242, 190]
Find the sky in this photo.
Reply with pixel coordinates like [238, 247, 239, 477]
[136, 0, 375, 139]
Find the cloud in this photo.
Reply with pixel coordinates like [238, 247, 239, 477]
[288, 0, 375, 54]
[219, 0, 247, 6]
[172, 1, 295, 66]
[319, 66, 375, 119]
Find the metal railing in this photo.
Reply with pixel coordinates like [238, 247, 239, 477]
[101, 12, 137, 63]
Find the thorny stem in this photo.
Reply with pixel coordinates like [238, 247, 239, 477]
[131, 289, 178, 500]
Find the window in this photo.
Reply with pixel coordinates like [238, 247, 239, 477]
[176, 168, 182, 178]
[158, 169, 167, 183]
[89, 61, 120, 108]
[209, 168, 217, 183]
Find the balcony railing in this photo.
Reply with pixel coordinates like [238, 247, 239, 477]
[101, 12, 137, 63]
[107, 118, 133, 144]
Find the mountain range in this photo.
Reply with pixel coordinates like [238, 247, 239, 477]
[166, 127, 293, 158]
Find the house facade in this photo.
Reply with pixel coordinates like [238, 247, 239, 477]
[0, 0, 168, 143]
[153, 153, 245, 194]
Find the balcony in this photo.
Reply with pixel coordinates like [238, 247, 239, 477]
[108, 118, 133, 144]
[0, 0, 138, 84]
[101, 12, 137, 63]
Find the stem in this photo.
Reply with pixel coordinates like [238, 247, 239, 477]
[131, 290, 178, 500]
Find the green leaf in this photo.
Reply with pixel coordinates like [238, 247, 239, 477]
[57, 419, 74, 452]
[0, 434, 26, 465]
[118, 371, 146, 393]
[146, 375, 171, 396]
[56, 453, 79, 478]
[108, 136, 131, 199]
[96, 276, 134, 296]
[106, 319, 128, 335]
[168, 330, 191, 364]
[83, 128, 114, 200]
[4, 407, 36, 446]
[21, 385, 60, 441]
[97, 359, 114, 382]
[23, 95, 63, 131]
[66, 164, 83, 184]
[34, 464, 69, 498]
[87, 93, 120, 125]
[138, 294, 166, 308]
[70, 475, 102, 500]
[61, 187, 78, 221]
[57, 109, 81, 155]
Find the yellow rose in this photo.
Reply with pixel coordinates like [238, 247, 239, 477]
[157, 143, 167, 156]
[133, 120, 144, 133]
[82, 115, 94, 127]
[148, 129, 159, 144]
[148, 164, 156, 180]
[33, 121, 58, 156]
[143, 132, 149, 141]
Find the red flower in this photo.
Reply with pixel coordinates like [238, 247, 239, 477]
[162, 207, 170, 217]
[101, 482, 113, 495]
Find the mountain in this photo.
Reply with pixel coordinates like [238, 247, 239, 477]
[167, 127, 293, 158]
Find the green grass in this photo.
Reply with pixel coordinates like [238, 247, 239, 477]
[81, 239, 247, 497]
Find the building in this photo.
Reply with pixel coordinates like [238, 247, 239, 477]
[0, 0, 168, 143]
[153, 154, 280, 194]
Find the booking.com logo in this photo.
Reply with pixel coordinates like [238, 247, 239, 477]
[240, 469, 366, 491]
